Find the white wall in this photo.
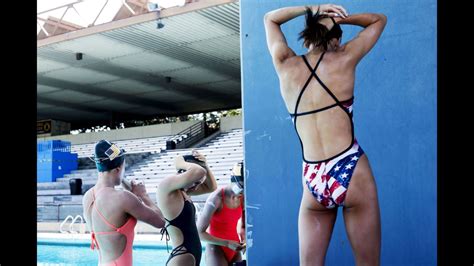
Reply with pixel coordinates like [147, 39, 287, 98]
[220, 115, 242, 132]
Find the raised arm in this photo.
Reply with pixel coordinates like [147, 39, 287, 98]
[121, 182, 165, 228]
[263, 6, 302, 65]
[338, 13, 387, 66]
[157, 155, 207, 194]
[264, 4, 347, 66]
[187, 151, 217, 196]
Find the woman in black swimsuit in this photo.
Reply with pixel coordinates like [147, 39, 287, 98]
[156, 150, 217, 266]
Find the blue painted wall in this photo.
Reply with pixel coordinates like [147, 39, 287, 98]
[241, 1, 436, 265]
[37, 140, 78, 183]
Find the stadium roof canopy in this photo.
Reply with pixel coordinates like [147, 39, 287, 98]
[37, 0, 240, 128]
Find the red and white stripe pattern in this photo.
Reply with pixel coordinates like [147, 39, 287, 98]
[302, 141, 361, 208]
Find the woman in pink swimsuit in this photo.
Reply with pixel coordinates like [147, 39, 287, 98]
[82, 140, 165, 265]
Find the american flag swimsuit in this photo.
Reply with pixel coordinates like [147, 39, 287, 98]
[302, 140, 364, 208]
[290, 52, 365, 208]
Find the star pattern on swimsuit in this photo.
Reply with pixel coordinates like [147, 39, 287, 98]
[334, 165, 341, 171]
[345, 163, 353, 170]
[351, 156, 359, 161]
[341, 173, 348, 179]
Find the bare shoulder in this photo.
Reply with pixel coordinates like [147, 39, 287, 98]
[335, 44, 362, 68]
[210, 188, 225, 211]
[324, 49, 348, 61]
[156, 179, 171, 199]
[324, 49, 355, 71]
[156, 172, 180, 195]
[156, 186, 181, 207]
[82, 187, 93, 206]
[114, 189, 139, 204]
[275, 54, 305, 83]
[279, 54, 303, 71]
[207, 188, 222, 204]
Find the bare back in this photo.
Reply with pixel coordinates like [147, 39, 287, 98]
[83, 187, 131, 262]
[264, 8, 387, 162]
[278, 49, 356, 162]
[156, 189, 190, 248]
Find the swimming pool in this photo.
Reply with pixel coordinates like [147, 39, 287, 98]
[37, 238, 207, 265]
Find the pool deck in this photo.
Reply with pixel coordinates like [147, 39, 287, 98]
[38, 221, 161, 233]
[37, 221, 248, 255]
[38, 232, 166, 243]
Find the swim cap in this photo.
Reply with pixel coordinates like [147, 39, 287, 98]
[91, 140, 126, 172]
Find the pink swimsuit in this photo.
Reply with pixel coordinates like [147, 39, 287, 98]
[88, 187, 137, 266]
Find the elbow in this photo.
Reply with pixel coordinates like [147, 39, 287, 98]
[146, 212, 165, 229]
[156, 218, 165, 229]
[210, 182, 218, 192]
[190, 165, 207, 181]
[263, 12, 271, 22]
[198, 231, 205, 238]
[197, 166, 207, 178]
[157, 211, 166, 228]
[263, 11, 276, 25]
[377, 13, 387, 25]
[197, 224, 206, 236]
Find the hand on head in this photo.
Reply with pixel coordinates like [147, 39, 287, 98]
[313, 4, 348, 18]
[191, 150, 207, 166]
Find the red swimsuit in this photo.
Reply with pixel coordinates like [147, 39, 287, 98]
[209, 189, 243, 262]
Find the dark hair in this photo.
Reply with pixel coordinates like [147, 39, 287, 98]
[298, 7, 333, 50]
[177, 154, 206, 173]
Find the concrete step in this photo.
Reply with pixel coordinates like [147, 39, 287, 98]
[37, 195, 84, 204]
[37, 189, 71, 196]
[37, 182, 70, 190]
[37, 204, 84, 222]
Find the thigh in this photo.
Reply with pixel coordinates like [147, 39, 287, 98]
[299, 181, 338, 266]
[205, 244, 228, 266]
[230, 251, 242, 264]
[167, 252, 196, 266]
[343, 155, 381, 266]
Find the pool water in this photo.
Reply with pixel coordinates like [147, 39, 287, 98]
[37, 239, 207, 265]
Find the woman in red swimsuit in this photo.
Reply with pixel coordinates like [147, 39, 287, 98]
[197, 162, 246, 266]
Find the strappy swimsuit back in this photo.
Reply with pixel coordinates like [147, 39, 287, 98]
[88, 187, 137, 266]
[290, 51, 355, 163]
[289, 50, 365, 209]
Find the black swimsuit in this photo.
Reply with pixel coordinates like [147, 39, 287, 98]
[161, 192, 202, 265]
[290, 52, 356, 163]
